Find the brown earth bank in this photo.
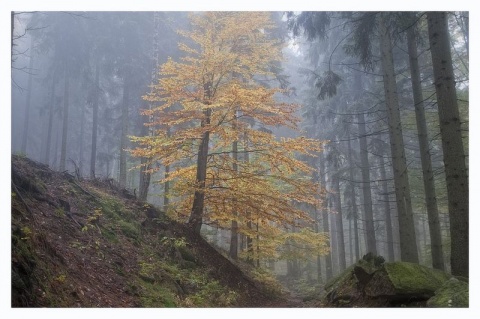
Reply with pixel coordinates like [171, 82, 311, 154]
[12, 155, 466, 309]
[11, 155, 298, 308]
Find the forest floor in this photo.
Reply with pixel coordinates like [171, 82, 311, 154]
[11, 155, 322, 308]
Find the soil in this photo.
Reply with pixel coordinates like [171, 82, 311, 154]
[11, 155, 291, 308]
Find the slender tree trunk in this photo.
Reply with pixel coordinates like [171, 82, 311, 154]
[332, 169, 347, 271]
[256, 220, 260, 267]
[139, 12, 161, 202]
[79, 101, 85, 176]
[164, 127, 171, 210]
[379, 154, 395, 262]
[427, 12, 469, 277]
[21, 36, 35, 155]
[378, 14, 419, 263]
[188, 106, 212, 234]
[346, 133, 360, 261]
[138, 120, 152, 202]
[53, 122, 60, 169]
[314, 206, 323, 282]
[90, 62, 99, 179]
[319, 152, 333, 280]
[328, 197, 338, 275]
[407, 24, 445, 270]
[11, 12, 14, 58]
[349, 218, 353, 265]
[44, 78, 56, 165]
[244, 133, 253, 264]
[357, 112, 377, 255]
[138, 100, 152, 201]
[229, 112, 239, 259]
[59, 64, 70, 171]
[119, 73, 129, 188]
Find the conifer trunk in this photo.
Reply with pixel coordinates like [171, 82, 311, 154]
[378, 14, 419, 263]
[379, 154, 395, 262]
[346, 133, 360, 261]
[319, 152, 333, 280]
[59, 64, 70, 172]
[229, 112, 239, 259]
[79, 101, 85, 176]
[357, 112, 377, 255]
[427, 12, 468, 277]
[139, 12, 161, 202]
[21, 36, 35, 155]
[164, 128, 171, 210]
[44, 78, 56, 165]
[119, 73, 129, 188]
[332, 169, 346, 271]
[314, 205, 323, 281]
[407, 24, 445, 270]
[90, 62, 99, 179]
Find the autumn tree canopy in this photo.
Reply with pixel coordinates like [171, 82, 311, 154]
[130, 11, 328, 259]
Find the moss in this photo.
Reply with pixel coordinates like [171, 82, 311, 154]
[427, 278, 468, 308]
[118, 220, 140, 239]
[324, 264, 355, 293]
[177, 246, 196, 263]
[138, 281, 177, 307]
[184, 280, 238, 307]
[383, 262, 450, 295]
[101, 226, 118, 243]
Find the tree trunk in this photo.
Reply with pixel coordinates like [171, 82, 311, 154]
[44, 78, 56, 165]
[357, 112, 377, 255]
[328, 197, 338, 275]
[378, 154, 395, 262]
[11, 12, 14, 58]
[119, 73, 129, 188]
[378, 14, 419, 263]
[79, 100, 85, 176]
[21, 36, 35, 155]
[319, 152, 333, 280]
[139, 12, 161, 202]
[59, 64, 70, 172]
[407, 24, 445, 271]
[427, 12, 469, 278]
[346, 133, 360, 262]
[229, 115, 239, 259]
[164, 127, 171, 210]
[188, 107, 212, 234]
[90, 62, 99, 179]
[314, 206, 323, 282]
[244, 134, 253, 264]
[332, 169, 346, 271]
[138, 112, 152, 202]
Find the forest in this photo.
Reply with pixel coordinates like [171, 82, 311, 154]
[11, 11, 469, 309]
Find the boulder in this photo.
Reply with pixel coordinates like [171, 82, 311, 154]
[365, 262, 450, 299]
[322, 254, 462, 307]
[427, 277, 469, 308]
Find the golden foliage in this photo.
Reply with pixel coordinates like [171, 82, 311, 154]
[131, 12, 328, 259]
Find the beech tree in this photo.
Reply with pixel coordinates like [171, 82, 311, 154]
[130, 12, 325, 259]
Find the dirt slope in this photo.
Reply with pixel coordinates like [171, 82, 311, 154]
[11, 155, 289, 308]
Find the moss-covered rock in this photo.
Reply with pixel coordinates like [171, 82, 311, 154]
[321, 255, 456, 307]
[365, 262, 450, 298]
[427, 278, 469, 308]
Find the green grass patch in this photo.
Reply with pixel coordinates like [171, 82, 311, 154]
[118, 220, 140, 239]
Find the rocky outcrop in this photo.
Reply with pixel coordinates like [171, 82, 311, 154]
[322, 253, 468, 307]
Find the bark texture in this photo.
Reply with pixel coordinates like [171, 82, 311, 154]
[427, 12, 468, 277]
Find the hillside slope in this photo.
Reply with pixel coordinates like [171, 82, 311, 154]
[11, 155, 288, 307]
